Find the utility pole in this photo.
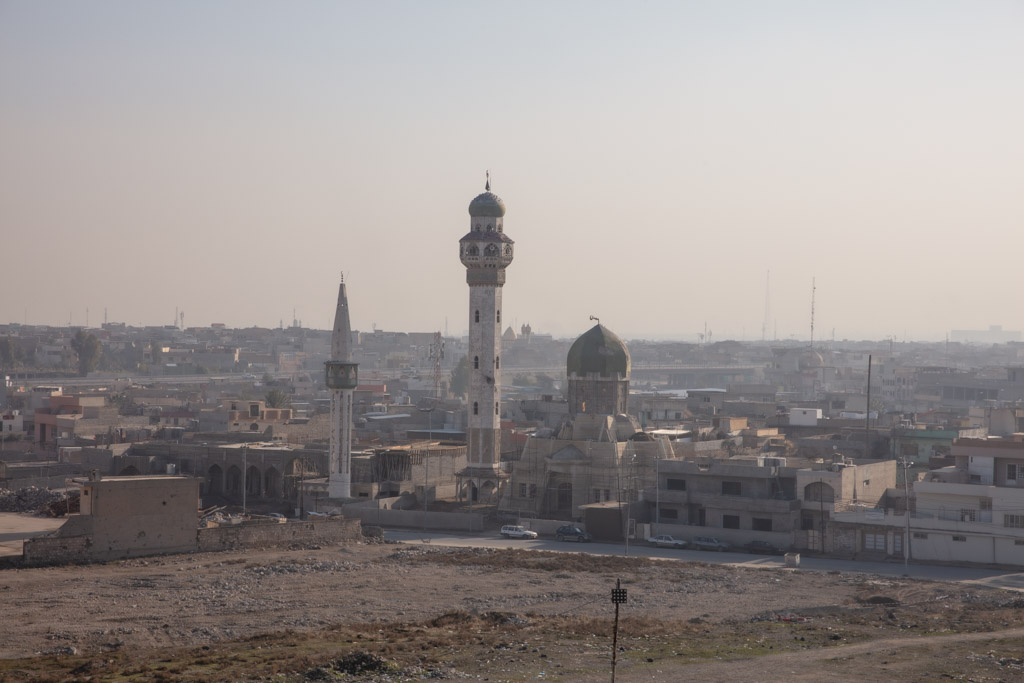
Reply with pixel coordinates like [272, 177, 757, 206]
[901, 458, 912, 572]
[610, 579, 627, 682]
[242, 445, 247, 516]
[865, 354, 873, 458]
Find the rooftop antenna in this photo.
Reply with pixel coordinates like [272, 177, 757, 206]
[761, 270, 770, 342]
[809, 277, 816, 348]
[104, 308, 108, 325]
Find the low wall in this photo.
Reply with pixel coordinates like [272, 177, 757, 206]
[198, 518, 361, 552]
[646, 521, 795, 550]
[343, 505, 484, 532]
[22, 517, 362, 566]
[22, 534, 93, 565]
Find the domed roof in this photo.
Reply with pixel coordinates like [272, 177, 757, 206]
[799, 348, 824, 370]
[468, 191, 506, 217]
[567, 324, 630, 378]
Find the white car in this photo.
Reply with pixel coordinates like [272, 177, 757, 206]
[500, 524, 538, 539]
[647, 534, 688, 549]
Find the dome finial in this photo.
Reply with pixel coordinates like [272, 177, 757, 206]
[485, 169, 490, 192]
[589, 314, 600, 325]
[340, 270, 344, 283]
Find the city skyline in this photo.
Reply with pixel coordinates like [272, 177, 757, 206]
[2, 2, 1021, 341]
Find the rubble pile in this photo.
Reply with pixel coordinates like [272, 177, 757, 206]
[0, 487, 80, 515]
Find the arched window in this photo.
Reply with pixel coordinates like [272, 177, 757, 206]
[473, 402, 479, 415]
[473, 356, 479, 369]
[475, 310, 480, 323]
[495, 356, 500, 369]
[496, 310, 501, 323]
[495, 402, 499, 415]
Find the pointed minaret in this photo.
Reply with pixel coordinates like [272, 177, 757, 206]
[326, 273, 358, 498]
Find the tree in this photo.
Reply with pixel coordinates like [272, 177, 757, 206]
[70, 330, 102, 377]
[0, 337, 22, 370]
[265, 388, 292, 409]
[449, 355, 470, 398]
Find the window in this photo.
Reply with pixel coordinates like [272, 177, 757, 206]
[603, 489, 611, 501]
[981, 498, 992, 511]
[721, 481, 741, 496]
[495, 356, 500, 369]
[592, 488, 602, 503]
[1009, 464, 1019, 481]
[473, 402, 478, 415]
[1016, 540, 1024, 546]
[893, 534, 903, 554]
[862, 479, 870, 487]
[519, 483, 527, 497]
[557, 482, 572, 508]
[495, 402, 499, 415]
[752, 518, 772, 532]
[913, 532, 928, 540]
[666, 478, 686, 491]
[496, 310, 501, 323]
[969, 474, 982, 483]
[952, 536, 966, 542]
[863, 533, 886, 551]
[723, 515, 740, 529]
[475, 310, 480, 323]
[1005, 514, 1024, 529]
[473, 356, 479, 369]
[659, 507, 679, 520]
[528, 484, 537, 498]
[960, 509, 977, 523]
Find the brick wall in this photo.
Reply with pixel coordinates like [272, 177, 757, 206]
[23, 535, 93, 565]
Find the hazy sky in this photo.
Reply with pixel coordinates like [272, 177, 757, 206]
[2, 1, 1022, 342]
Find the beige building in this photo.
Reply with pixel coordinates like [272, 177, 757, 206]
[27, 475, 199, 562]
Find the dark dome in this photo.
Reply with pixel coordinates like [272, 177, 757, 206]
[468, 191, 506, 217]
[566, 324, 630, 378]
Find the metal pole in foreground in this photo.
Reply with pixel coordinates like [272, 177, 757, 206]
[611, 578, 627, 683]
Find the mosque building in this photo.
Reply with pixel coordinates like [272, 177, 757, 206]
[500, 322, 677, 521]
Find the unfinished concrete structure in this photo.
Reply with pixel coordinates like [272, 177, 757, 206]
[458, 177, 513, 504]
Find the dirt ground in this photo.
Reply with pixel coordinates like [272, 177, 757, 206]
[2, 537, 1024, 681]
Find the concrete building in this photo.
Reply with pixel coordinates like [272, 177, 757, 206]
[325, 275, 358, 499]
[648, 455, 896, 552]
[458, 178, 514, 504]
[829, 438, 1024, 566]
[42, 475, 199, 561]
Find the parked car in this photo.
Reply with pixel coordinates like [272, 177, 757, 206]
[555, 525, 592, 542]
[692, 536, 730, 552]
[500, 524, 538, 539]
[744, 540, 783, 555]
[647, 534, 688, 549]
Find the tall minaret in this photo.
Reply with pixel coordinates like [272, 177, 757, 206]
[458, 175, 514, 503]
[325, 273, 358, 499]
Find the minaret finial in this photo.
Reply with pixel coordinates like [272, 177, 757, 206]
[485, 170, 490, 192]
[340, 270, 344, 283]
[589, 315, 600, 325]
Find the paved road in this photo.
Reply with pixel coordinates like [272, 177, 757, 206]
[384, 529, 1024, 592]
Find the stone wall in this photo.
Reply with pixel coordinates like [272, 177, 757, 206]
[197, 518, 361, 552]
[22, 517, 362, 566]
